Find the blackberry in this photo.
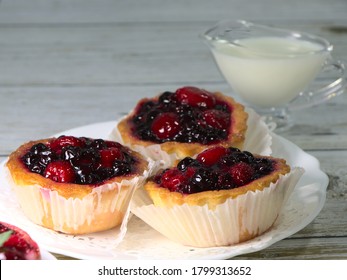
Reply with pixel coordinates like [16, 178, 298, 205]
[113, 161, 132, 176]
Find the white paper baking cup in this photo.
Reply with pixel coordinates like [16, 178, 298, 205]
[244, 107, 272, 155]
[4, 159, 157, 239]
[109, 108, 272, 169]
[131, 167, 304, 247]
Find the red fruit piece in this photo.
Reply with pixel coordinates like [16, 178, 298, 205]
[100, 147, 124, 168]
[160, 168, 186, 192]
[196, 146, 228, 166]
[151, 112, 180, 140]
[176, 86, 216, 108]
[104, 140, 123, 149]
[229, 162, 254, 186]
[44, 160, 76, 183]
[202, 109, 230, 130]
[184, 166, 196, 178]
[50, 135, 85, 152]
[0, 222, 40, 260]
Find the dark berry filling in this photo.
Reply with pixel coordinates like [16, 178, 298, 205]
[153, 146, 275, 194]
[130, 86, 232, 144]
[21, 136, 137, 185]
[0, 223, 38, 260]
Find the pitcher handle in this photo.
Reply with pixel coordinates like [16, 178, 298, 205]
[288, 59, 346, 111]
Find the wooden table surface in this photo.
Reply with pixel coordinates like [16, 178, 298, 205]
[0, 0, 346, 260]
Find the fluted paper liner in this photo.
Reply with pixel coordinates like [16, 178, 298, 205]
[109, 108, 272, 169]
[131, 167, 304, 247]
[109, 123, 178, 169]
[243, 107, 272, 155]
[4, 159, 157, 244]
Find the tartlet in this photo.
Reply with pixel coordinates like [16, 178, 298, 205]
[6, 135, 151, 235]
[131, 146, 304, 247]
[112, 86, 249, 164]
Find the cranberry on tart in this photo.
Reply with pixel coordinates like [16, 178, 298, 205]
[131, 146, 304, 247]
[114, 86, 248, 161]
[6, 136, 150, 235]
[0, 221, 41, 260]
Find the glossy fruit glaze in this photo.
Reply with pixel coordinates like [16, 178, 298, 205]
[21, 136, 137, 185]
[0, 222, 40, 260]
[130, 86, 232, 144]
[153, 146, 275, 194]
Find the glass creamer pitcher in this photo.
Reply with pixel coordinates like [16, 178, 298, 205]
[201, 20, 346, 131]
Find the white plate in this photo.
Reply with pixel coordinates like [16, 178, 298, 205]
[40, 249, 57, 260]
[0, 121, 328, 260]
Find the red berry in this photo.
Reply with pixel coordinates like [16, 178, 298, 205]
[44, 160, 76, 183]
[104, 140, 123, 149]
[100, 147, 124, 168]
[202, 109, 230, 129]
[151, 112, 180, 139]
[184, 166, 196, 178]
[0, 222, 40, 260]
[196, 146, 228, 166]
[50, 135, 85, 152]
[229, 162, 254, 186]
[161, 168, 186, 191]
[176, 86, 216, 108]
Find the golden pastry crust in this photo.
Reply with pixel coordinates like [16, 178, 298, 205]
[6, 138, 149, 234]
[144, 156, 290, 210]
[117, 92, 248, 158]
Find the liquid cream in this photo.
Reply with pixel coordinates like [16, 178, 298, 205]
[212, 37, 329, 108]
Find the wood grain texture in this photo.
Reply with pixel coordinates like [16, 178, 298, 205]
[0, 22, 346, 87]
[233, 237, 347, 259]
[0, 0, 346, 23]
[0, 0, 346, 259]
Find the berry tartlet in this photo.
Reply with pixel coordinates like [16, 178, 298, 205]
[112, 86, 259, 165]
[5, 136, 152, 235]
[131, 146, 304, 247]
[0, 221, 41, 260]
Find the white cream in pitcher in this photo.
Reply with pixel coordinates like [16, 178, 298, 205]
[212, 37, 329, 108]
